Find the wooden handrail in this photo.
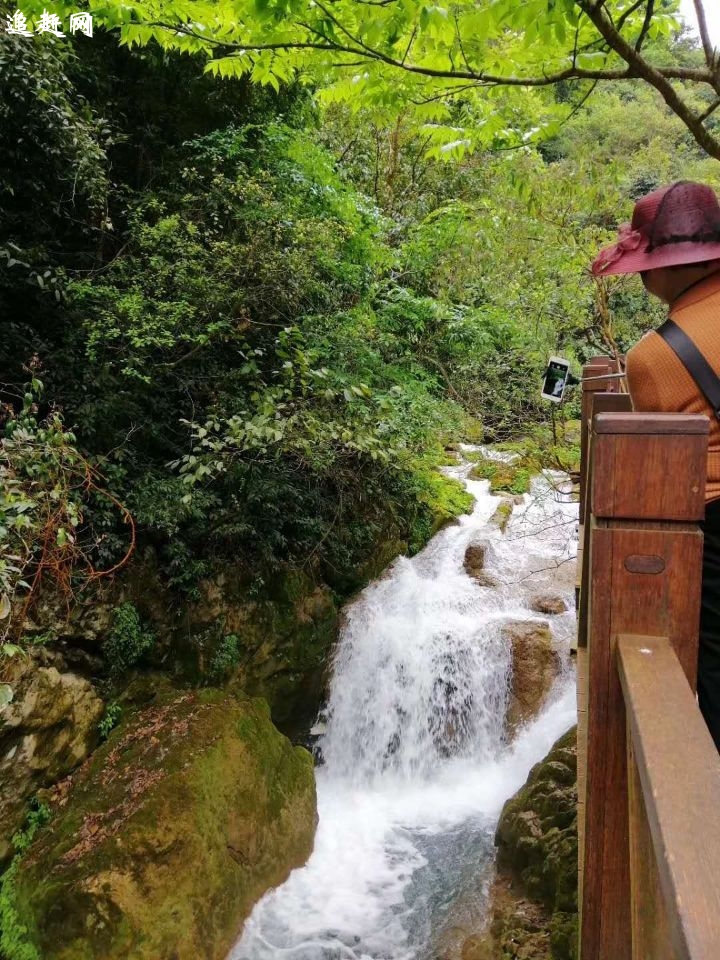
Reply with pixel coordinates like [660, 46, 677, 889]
[618, 634, 720, 960]
[577, 401, 712, 960]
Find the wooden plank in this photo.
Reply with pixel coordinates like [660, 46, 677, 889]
[577, 646, 588, 903]
[627, 725, 675, 960]
[592, 416, 708, 522]
[579, 363, 613, 526]
[580, 517, 616, 960]
[594, 413, 710, 435]
[619, 635, 720, 960]
[583, 526, 704, 960]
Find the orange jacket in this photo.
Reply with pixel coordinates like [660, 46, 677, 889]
[625, 271, 720, 504]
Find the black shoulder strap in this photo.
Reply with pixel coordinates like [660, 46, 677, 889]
[656, 319, 720, 421]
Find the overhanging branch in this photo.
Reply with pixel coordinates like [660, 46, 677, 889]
[694, 0, 716, 69]
[154, 3, 720, 161]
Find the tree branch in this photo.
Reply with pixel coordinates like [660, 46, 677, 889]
[155, 8, 720, 160]
[634, 0, 654, 53]
[700, 96, 720, 122]
[577, 0, 720, 159]
[163, 23, 714, 86]
[694, 0, 716, 69]
[615, 0, 647, 33]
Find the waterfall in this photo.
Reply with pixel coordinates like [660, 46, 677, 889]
[232, 450, 578, 960]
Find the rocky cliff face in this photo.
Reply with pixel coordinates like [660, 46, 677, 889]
[463, 726, 578, 960]
[4, 684, 317, 960]
[0, 651, 104, 863]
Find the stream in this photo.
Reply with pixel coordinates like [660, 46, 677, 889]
[232, 448, 578, 960]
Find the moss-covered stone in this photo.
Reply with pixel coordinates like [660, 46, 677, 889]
[469, 458, 531, 496]
[490, 500, 514, 534]
[495, 727, 578, 914]
[463, 728, 578, 960]
[9, 685, 317, 960]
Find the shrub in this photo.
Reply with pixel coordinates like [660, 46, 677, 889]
[207, 634, 241, 683]
[103, 603, 155, 677]
[98, 701, 122, 740]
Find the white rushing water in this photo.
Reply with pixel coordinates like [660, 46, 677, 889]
[232, 450, 578, 960]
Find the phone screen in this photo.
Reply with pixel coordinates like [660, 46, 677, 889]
[541, 359, 570, 402]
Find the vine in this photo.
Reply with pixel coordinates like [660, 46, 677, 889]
[0, 377, 135, 656]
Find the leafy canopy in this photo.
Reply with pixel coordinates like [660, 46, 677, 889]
[18, 0, 720, 160]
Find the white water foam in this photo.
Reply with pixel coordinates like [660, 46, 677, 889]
[232, 451, 578, 960]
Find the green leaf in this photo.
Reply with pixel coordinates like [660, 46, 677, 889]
[0, 684, 13, 710]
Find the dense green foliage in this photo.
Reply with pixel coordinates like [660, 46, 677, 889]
[0, 803, 50, 960]
[207, 635, 242, 683]
[2, 18, 718, 656]
[103, 603, 156, 677]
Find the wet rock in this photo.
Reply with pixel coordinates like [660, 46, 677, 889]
[475, 572, 501, 589]
[464, 539, 490, 579]
[501, 621, 561, 737]
[0, 655, 103, 863]
[10, 686, 317, 960]
[490, 499, 514, 533]
[496, 729, 578, 911]
[529, 595, 569, 616]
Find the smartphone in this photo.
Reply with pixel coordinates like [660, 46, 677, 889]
[541, 357, 571, 403]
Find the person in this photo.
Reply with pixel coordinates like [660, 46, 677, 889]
[591, 180, 720, 750]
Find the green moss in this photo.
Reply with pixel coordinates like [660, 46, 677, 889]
[469, 457, 531, 495]
[409, 468, 474, 553]
[9, 689, 316, 960]
[496, 726, 578, 915]
[493, 424, 581, 476]
[490, 500, 514, 533]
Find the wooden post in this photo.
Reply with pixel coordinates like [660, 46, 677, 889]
[580, 412, 708, 960]
[576, 360, 624, 634]
[578, 361, 615, 528]
[577, 391, 633, 648]
[576, 391, 632, 898]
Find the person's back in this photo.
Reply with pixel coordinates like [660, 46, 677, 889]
[626, 272, 720, 502]
[592, 181, 720, 749]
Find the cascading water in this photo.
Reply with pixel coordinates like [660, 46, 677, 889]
[232, 449, 578, 960]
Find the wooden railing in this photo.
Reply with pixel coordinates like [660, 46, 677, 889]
[576, 361, 720, 960]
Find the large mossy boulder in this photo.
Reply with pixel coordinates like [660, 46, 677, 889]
[461, 728, 578, 960]
[9, 686, 317, 960]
